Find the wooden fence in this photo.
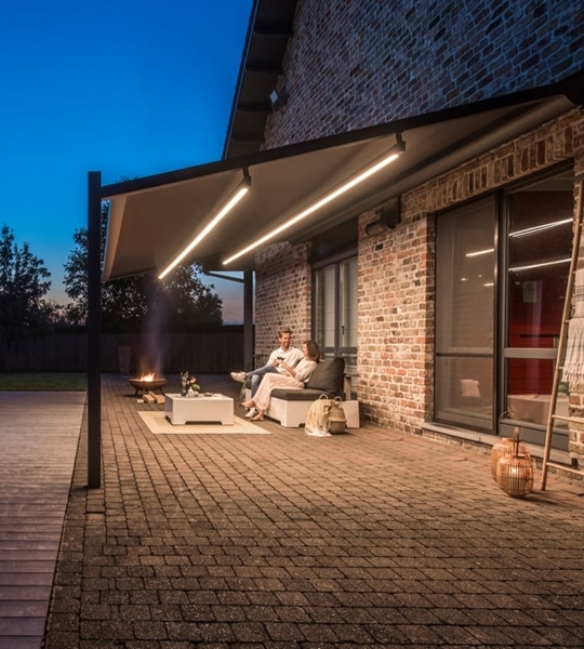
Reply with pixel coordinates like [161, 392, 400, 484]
[0, 331, 244, 374]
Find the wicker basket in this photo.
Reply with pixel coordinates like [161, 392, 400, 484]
[328, 397, 347, 434]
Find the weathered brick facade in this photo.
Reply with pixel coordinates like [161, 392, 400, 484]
[357, 198, 435, 432]
[247, 0, 584, 462]
[253, 242, 312, 363]
[265, 0, 584, 147]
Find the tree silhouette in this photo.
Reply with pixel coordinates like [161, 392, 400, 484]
[0, 225, 54, 364]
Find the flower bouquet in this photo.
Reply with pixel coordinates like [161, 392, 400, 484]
[180, 371, 200, 397]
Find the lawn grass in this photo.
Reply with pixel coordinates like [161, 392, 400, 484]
[0, 372, 87, 391]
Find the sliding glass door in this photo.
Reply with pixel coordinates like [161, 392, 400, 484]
[501, 174, 574, 447]
[435, 166, 574, 444]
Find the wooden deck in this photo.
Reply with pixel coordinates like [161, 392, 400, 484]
[0, 392, 85, 649]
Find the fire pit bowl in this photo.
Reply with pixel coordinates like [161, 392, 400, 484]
[128, 377, 168, 396]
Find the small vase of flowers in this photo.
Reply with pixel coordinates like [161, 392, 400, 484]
[180, 371, 200, 397]
[185, 375, 200, 397]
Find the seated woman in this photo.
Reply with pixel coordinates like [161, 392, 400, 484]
[241, 340, 320, 421]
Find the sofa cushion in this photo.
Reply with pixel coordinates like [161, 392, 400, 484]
[304, 357, 345, 398]
[270, 388, 329, 401]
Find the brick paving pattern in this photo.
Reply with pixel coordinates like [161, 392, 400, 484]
[44, 375, 584, 648]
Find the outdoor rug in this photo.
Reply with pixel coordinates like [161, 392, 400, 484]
[139, 411, 271, 435]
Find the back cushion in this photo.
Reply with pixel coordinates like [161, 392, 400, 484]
[305, 357, 345, 397]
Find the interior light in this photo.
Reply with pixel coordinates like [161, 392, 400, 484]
[222, 138, 405, 266]
[509, 258, 571, 272]
[159, 173, 251, 279]
[509, 218, 572, 238]
[466, 248, 494, 257]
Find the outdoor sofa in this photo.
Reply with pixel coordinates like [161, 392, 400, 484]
[265, 356, 360, 428]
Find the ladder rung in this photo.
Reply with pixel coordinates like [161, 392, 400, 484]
[543, 461, 584, 478]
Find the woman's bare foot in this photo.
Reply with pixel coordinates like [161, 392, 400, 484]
[250, 411, 265, 421]
[241, 400, 255, 410]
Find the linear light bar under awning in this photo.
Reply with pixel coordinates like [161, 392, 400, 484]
[101, 73, 583, 282]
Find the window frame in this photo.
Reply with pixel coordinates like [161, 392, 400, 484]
[312, 248, 358, 368]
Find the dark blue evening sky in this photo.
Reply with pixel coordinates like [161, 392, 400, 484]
[0, 0, 252, 322]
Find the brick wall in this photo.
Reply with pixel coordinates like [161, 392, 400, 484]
[265, 0, 584, 148]
[253, 242, 312, 363]
[357, 200, 435, 431]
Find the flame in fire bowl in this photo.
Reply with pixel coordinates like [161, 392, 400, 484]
[128, 374, 168, 395]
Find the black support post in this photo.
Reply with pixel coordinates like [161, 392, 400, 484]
[87, 171, 102, 489]
[243, 269, 254, 370]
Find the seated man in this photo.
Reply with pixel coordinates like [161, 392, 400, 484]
[231, 326, 304, 417]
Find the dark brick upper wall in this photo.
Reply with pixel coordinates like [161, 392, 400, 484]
[264, 0, 584, 147]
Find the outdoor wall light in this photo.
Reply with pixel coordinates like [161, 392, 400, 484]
[222, 137, 405, 266]
[269, 86, 289, 111]
[159, 171, 251, 280]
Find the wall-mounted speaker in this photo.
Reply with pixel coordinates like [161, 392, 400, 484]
[365, 196, 401, 236]
[378, 196, 401, 229]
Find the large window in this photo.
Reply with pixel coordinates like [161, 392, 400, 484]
[314, 256, 358, 374]
[435, 166, 574, 445]
[435, 197, 495, 430]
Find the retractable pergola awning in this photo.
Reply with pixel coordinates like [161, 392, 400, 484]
[88, 72, 584, 488]
[101, 72, 584, 282]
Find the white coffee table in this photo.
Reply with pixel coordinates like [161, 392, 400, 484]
[164, 393, 234, 425]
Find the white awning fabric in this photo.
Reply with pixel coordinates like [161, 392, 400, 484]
[101, 80, 580, 282]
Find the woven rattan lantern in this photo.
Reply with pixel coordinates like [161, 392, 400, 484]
[495, 430, 533, 498]
[490, 437, 516, 480]
[490, 427, 531, 481]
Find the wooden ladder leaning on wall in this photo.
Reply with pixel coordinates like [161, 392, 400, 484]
[540, 178, 584, 490]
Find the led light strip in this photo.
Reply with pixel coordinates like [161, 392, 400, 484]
[159, 174, 251, 279]
[222, 140, 405, 266]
